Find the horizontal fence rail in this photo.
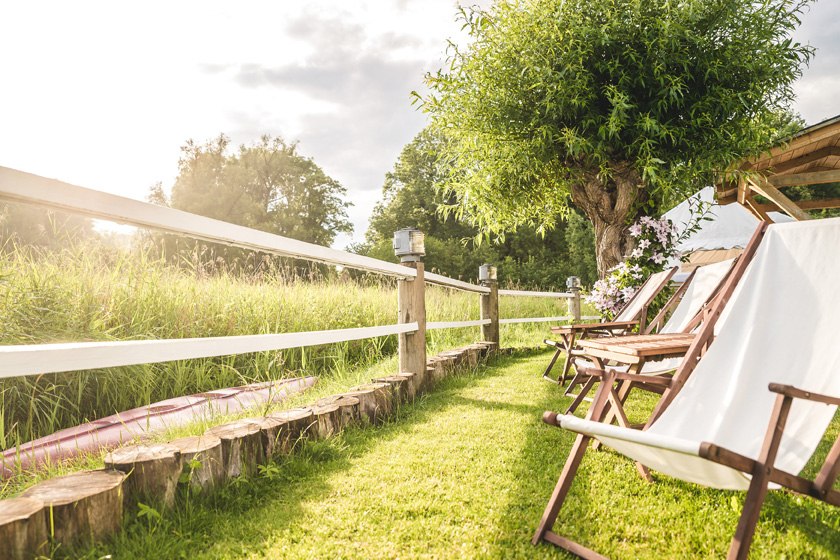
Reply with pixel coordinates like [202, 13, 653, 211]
[0, 166, 416, 279]
[0, 165, 597, 382]
[0, 323, 419, 379]
[498, 289, 573, 298]
[425, 271, 490, 294]
[427, 319, 492, 330]
[499, 315, 598, 325]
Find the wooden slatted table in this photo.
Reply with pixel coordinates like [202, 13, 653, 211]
[578, 333, 695, 365]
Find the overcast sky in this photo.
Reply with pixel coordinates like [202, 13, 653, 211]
[1, 1, 838, 248]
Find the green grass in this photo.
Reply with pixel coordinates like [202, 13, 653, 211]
[68, 352, 840, 559]
[0, 242, 574, 450]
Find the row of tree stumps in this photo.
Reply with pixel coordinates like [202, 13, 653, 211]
[0, 342, 496, 559]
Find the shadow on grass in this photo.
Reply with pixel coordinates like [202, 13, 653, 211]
[71, 359, 517, 559]
[490, 362, 840, 559]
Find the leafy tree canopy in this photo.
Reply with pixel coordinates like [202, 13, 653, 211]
[421, 0, 814, 275]
[160, 134, 352, 246]
[358, 129, 598, 288]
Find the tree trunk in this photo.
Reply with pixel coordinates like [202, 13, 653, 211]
[569, 162, 645, 277]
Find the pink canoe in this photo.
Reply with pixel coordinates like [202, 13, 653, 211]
[1, 376, 316, 478]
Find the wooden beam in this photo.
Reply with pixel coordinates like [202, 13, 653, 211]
[768, 169, 840, 188]
[745, 196, 773, 222]
[769, 146, 840, 174]
[737, 177, 748, 205]
[753, 197, 840, 213]
[747, 178, 811, 221]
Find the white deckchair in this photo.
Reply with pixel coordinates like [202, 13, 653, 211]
[542, 267, 677, 384]
[533, 218, 840, 559]
[564, 257, 737, 415]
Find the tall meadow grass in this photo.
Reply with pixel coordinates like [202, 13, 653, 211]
[0, 241, 569, 450]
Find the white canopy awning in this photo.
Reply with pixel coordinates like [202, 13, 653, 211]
[664, 187, 792, 253]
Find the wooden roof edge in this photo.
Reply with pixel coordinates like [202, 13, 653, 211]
[750, 114, 840, 168]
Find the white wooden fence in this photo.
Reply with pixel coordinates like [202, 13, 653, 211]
[0, 165, 592, 381]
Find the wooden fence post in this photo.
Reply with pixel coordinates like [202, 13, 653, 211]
[394, 229, 426, 376]
[479, 264, 499, 350]
[566, 276, 581, 321]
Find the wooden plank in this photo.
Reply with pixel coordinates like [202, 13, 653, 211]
[551, 320, 638, 334]
[769, 146, 840, 174]
[753, 197, 840, 213]
[581, 348, 643, 364]
[768, 168, 840, 188]
[0, 322, 419, 379]
[747, 178, 810, 221]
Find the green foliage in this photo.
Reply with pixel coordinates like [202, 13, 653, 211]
[156, 134, 353, 246]
[358, 129, 598, 287]
[783, 182, 840, 218]
[420, 0, 814, 271]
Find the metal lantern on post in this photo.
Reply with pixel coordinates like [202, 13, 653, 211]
[393, 228, 425, 262]
[566, 276, 582, 321]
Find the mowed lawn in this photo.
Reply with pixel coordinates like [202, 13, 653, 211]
[81, 352, 840, 559]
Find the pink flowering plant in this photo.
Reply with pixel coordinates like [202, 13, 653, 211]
[586, 216, 681, 319]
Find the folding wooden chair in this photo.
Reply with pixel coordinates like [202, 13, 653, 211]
[564, 254, 741, 419]
[542, 267, 677, 385]
[533, 218, 840, 559]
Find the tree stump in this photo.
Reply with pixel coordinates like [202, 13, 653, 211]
[0, 497, 48, 560]
[394, 372, 417, 402]
[373, 375, 412, 404]
[311, 402, 343, 439]
[266, 408, 314, 454]
[169, 434, 225, 492]
[204, 420, 265, 479]
[104, 443, 182, 509]
[315, 395, 361, 429]
[238, 416, 288, 458]
[345, 382, 393, 424]
[21, 470, 125, 547]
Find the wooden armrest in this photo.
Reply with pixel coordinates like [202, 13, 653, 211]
[768, 384, 840, 406]
[577, 367, 672, 386]
[551, 320, 638, 333]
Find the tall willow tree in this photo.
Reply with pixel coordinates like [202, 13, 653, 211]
[422, 0, 813, 276]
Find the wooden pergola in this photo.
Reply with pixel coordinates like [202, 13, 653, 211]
[716, 114, 840, 221]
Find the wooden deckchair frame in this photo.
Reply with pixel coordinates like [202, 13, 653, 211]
[542, 267, 677, 385]
[531, 223, 840, 559]
[566, 222, 769, 420]
[533, 374, 840, 559]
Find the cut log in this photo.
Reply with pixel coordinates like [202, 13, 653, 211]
[104, 443, 182, 509]
[463, 346, 479, 368]
[315, 395, 361, 429]
[345, 382, 394, 424]
[204, 420, 265, 479]
[0, 497, 48, 560]
[168, 434, 225, 492]
[21, 469, 125, 547]
[372, 375, 412, 404]
[440, 349, 466, 368]
[310, 402, 342, 439]
[394, 372, 418, 402]
[266, 408, 315, 454]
